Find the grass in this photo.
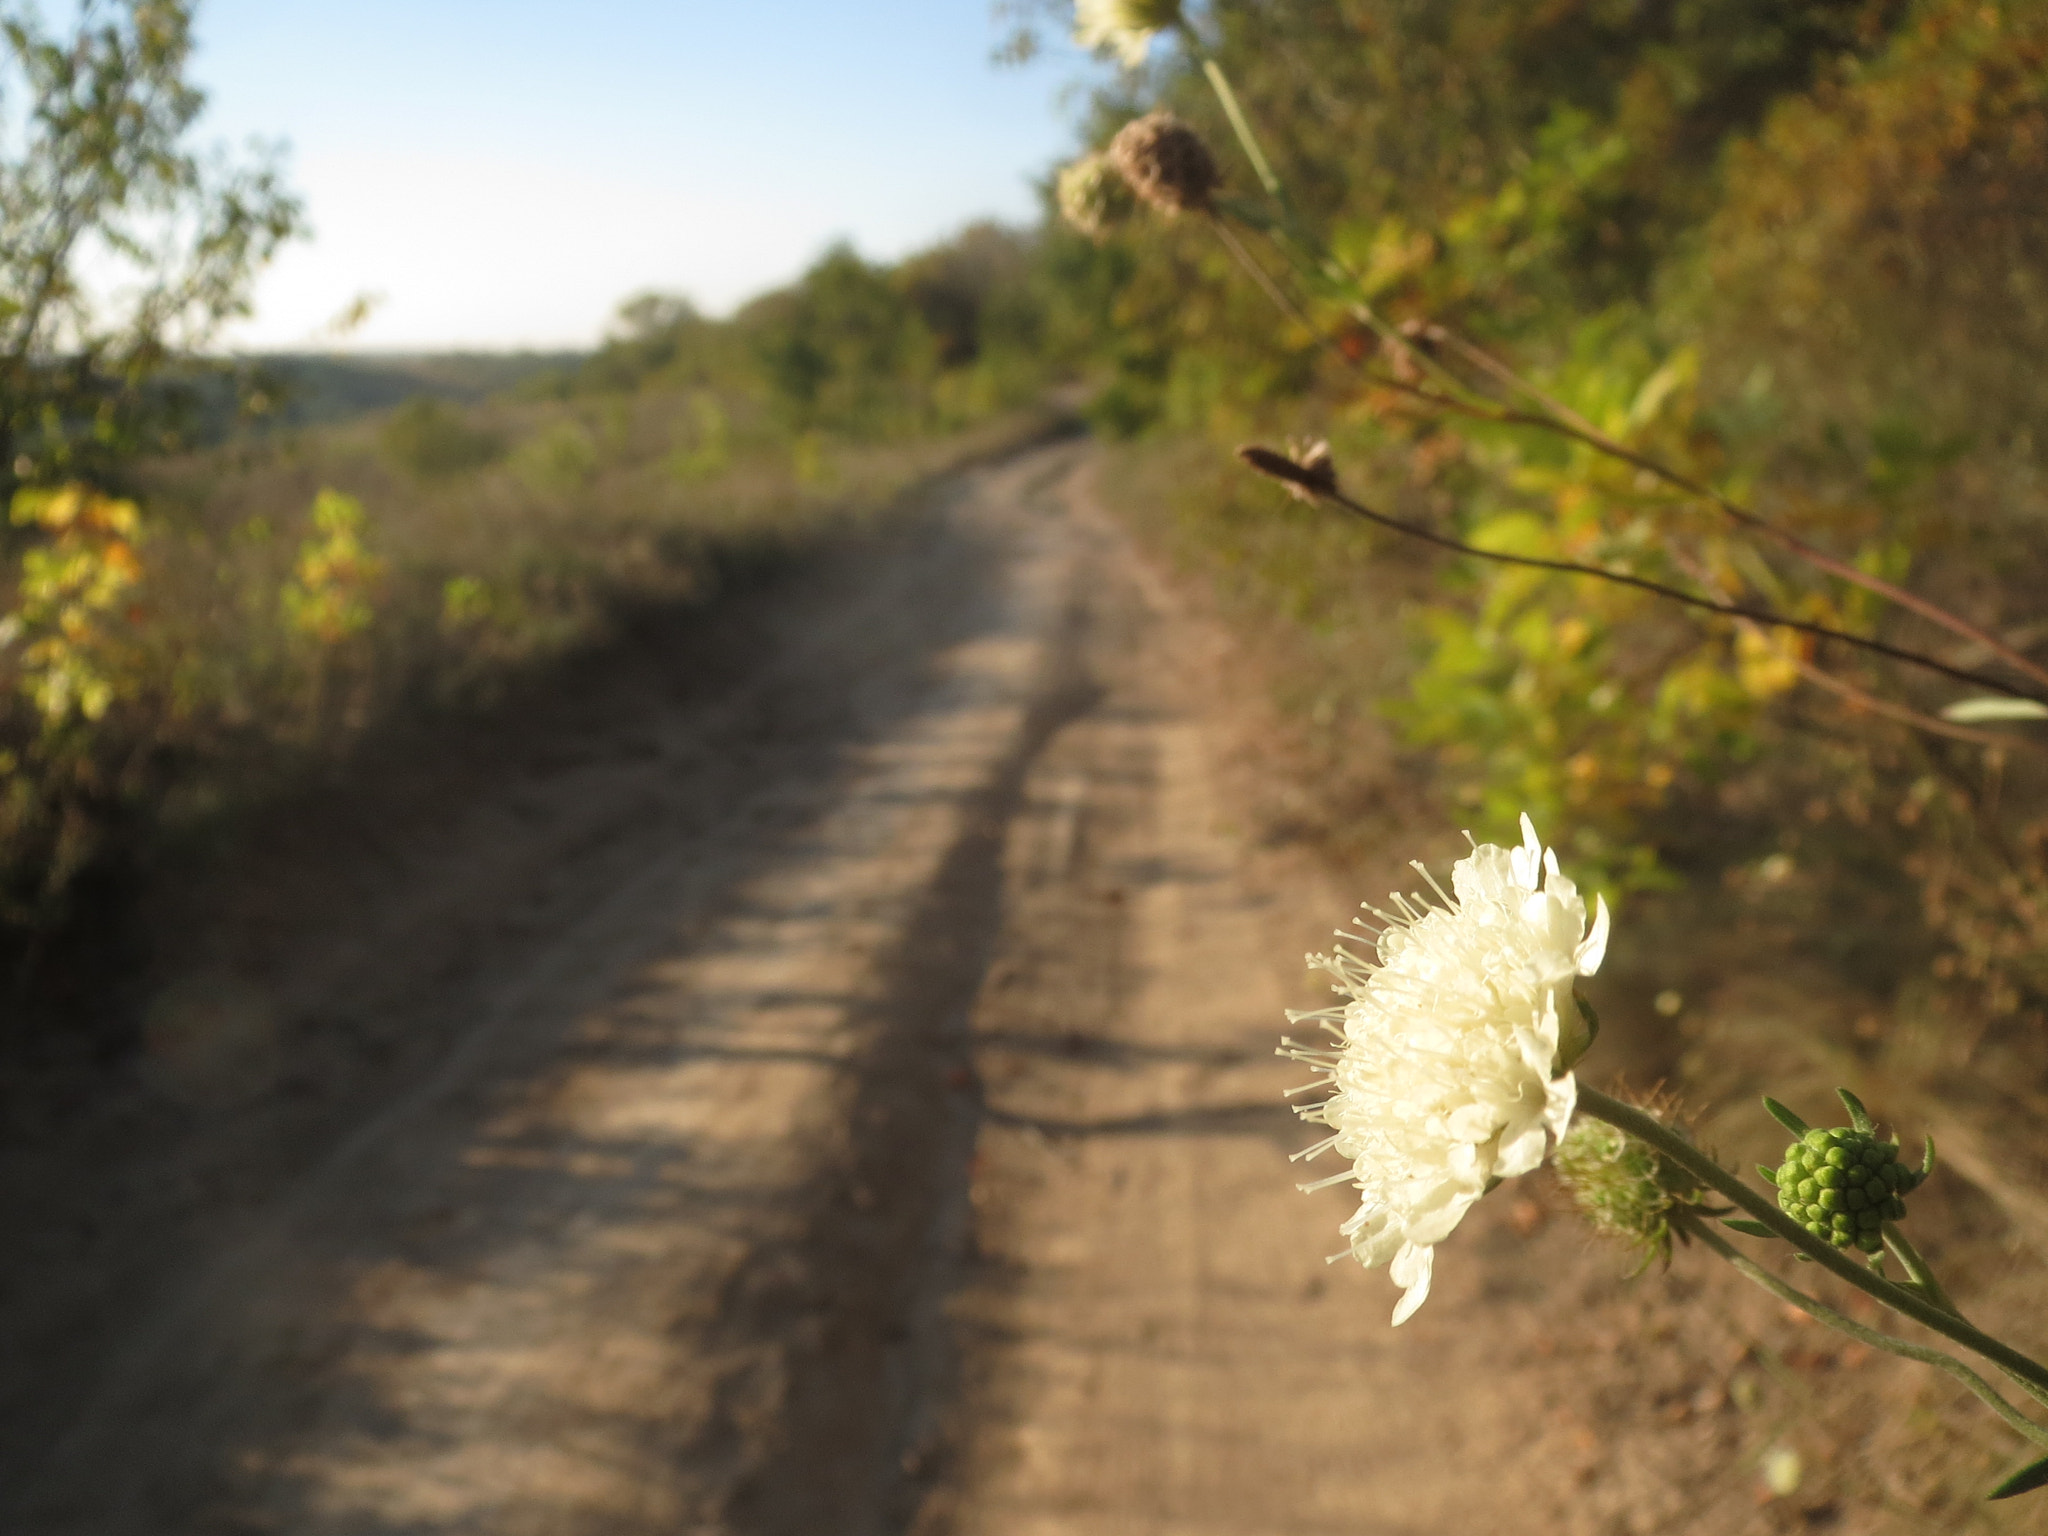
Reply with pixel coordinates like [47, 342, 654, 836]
[0, 380, 1062, 1026]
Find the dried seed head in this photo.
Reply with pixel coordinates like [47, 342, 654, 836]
[1108, 110, 1220, 218]
[1056, 152, 1136, 243]
[1553, 1085, 1703, 1273]
[1237, 439, 1339, 501]
[1286, 438, 1337, 501]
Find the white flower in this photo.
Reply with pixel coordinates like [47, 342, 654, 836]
[1283, 814, 1609, 1324]
[1073, 0, 1183, 69]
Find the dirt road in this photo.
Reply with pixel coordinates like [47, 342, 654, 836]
[1, 440, 2015, 1535]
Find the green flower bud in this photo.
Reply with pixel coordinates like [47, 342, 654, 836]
[1767, 1093, 1933, 1248]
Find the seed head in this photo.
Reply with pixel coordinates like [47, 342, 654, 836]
[1056, 152, 1136, 243]
[1108, 110, 1220, 218]
[1239, 438, 1339, 502]
[1553, 1087, 1702, 1273]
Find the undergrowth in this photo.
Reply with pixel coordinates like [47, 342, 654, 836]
[0, 384, 1057, 1024]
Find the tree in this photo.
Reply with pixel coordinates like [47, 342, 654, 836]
[0, 0, 302, 495]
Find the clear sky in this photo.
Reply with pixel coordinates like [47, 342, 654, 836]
[192, 1, 1102, 353]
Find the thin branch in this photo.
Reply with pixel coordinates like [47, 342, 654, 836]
[1207, 215, 1315, 332]
[1790, 655, 2037, 751]
[1577, 1086, 2048, 1400]
[1196, 53, 1284, 202]
[1202, 201, 2048, 697]
[1680, 1214, 2048, 1449]
[1415, 321, 1603, 438]
[1888, 1225, 2048, 1414]
[1236, 448, 2047, 705]
[1361, 347, 2048, 697]
[1660, 544, 2035, 751]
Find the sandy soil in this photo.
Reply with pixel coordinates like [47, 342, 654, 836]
[0, 440, 2034, 1534]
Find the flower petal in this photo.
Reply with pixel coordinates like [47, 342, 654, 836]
[1545, 1069, 1579, 1143]
[1496, 1112, 1550, 1178]
[1511, 813, 1543, 889]
[1286, 813, 1606, 1328]
[1389, 1242, 1435, 1324]
[1576, 894, 1611, 975]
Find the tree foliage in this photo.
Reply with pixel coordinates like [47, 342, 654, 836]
[0, 0, 301, 494]
[1063, 0, 2048, 1027]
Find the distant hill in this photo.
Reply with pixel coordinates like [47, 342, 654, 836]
[224, 351, 586, 433]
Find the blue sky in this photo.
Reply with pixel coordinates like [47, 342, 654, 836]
[193, 2, 1104, 352]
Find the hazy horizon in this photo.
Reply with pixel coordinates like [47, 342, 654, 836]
[194, 1, 1106, 355]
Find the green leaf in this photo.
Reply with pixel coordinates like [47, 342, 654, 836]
[1836, 1087, 1876, 1134]
[1941, 697, 2048, 724]
[1921, 1133, 1938, 1182]
[1756, 1163, 1779, 1182]
[1763, 1097, 1811, 1137]
[1989, 1452, 2048, 1500]
[1722, 1219, 1778, 1239]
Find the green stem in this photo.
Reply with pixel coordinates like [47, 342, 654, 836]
[1177, 54, 1535, 426]
[1292, 482, 2029, 703]
[1577, 1087, 2048, 1400]
[1194, 53, 1283, 203]
[1884, 1223, 1965, 1318]
[1891, 1223, 2048, 1416]
[1207, 216, 1313, 332]
[1681, 1215, 2048, 1449]
[1204, 157, 2048, 701]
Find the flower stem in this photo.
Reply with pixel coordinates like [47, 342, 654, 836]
[1679, 1214, 2048, 1449]
[1204, 170, 2048, 702]
[1884, 1223, 1965, 1318]
[1576, 1086, 2048, 1400]
[1889, 1223, 2048, 1415]
[1252, 471, 2035, 704]
[1190, 49, 1283, 203]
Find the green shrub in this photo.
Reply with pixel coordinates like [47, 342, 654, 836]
[379, 398, 505, 479]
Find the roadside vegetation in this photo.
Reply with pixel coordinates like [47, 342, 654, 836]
[8, 0, 2042, 1152]
[5, 0, 2048, 1519]
[1044, 0, 2048, 1149]
[1, 250, 1069, 1020]
[0, 2, 1083, 1025]
[1040, 0, 2048, 1515]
